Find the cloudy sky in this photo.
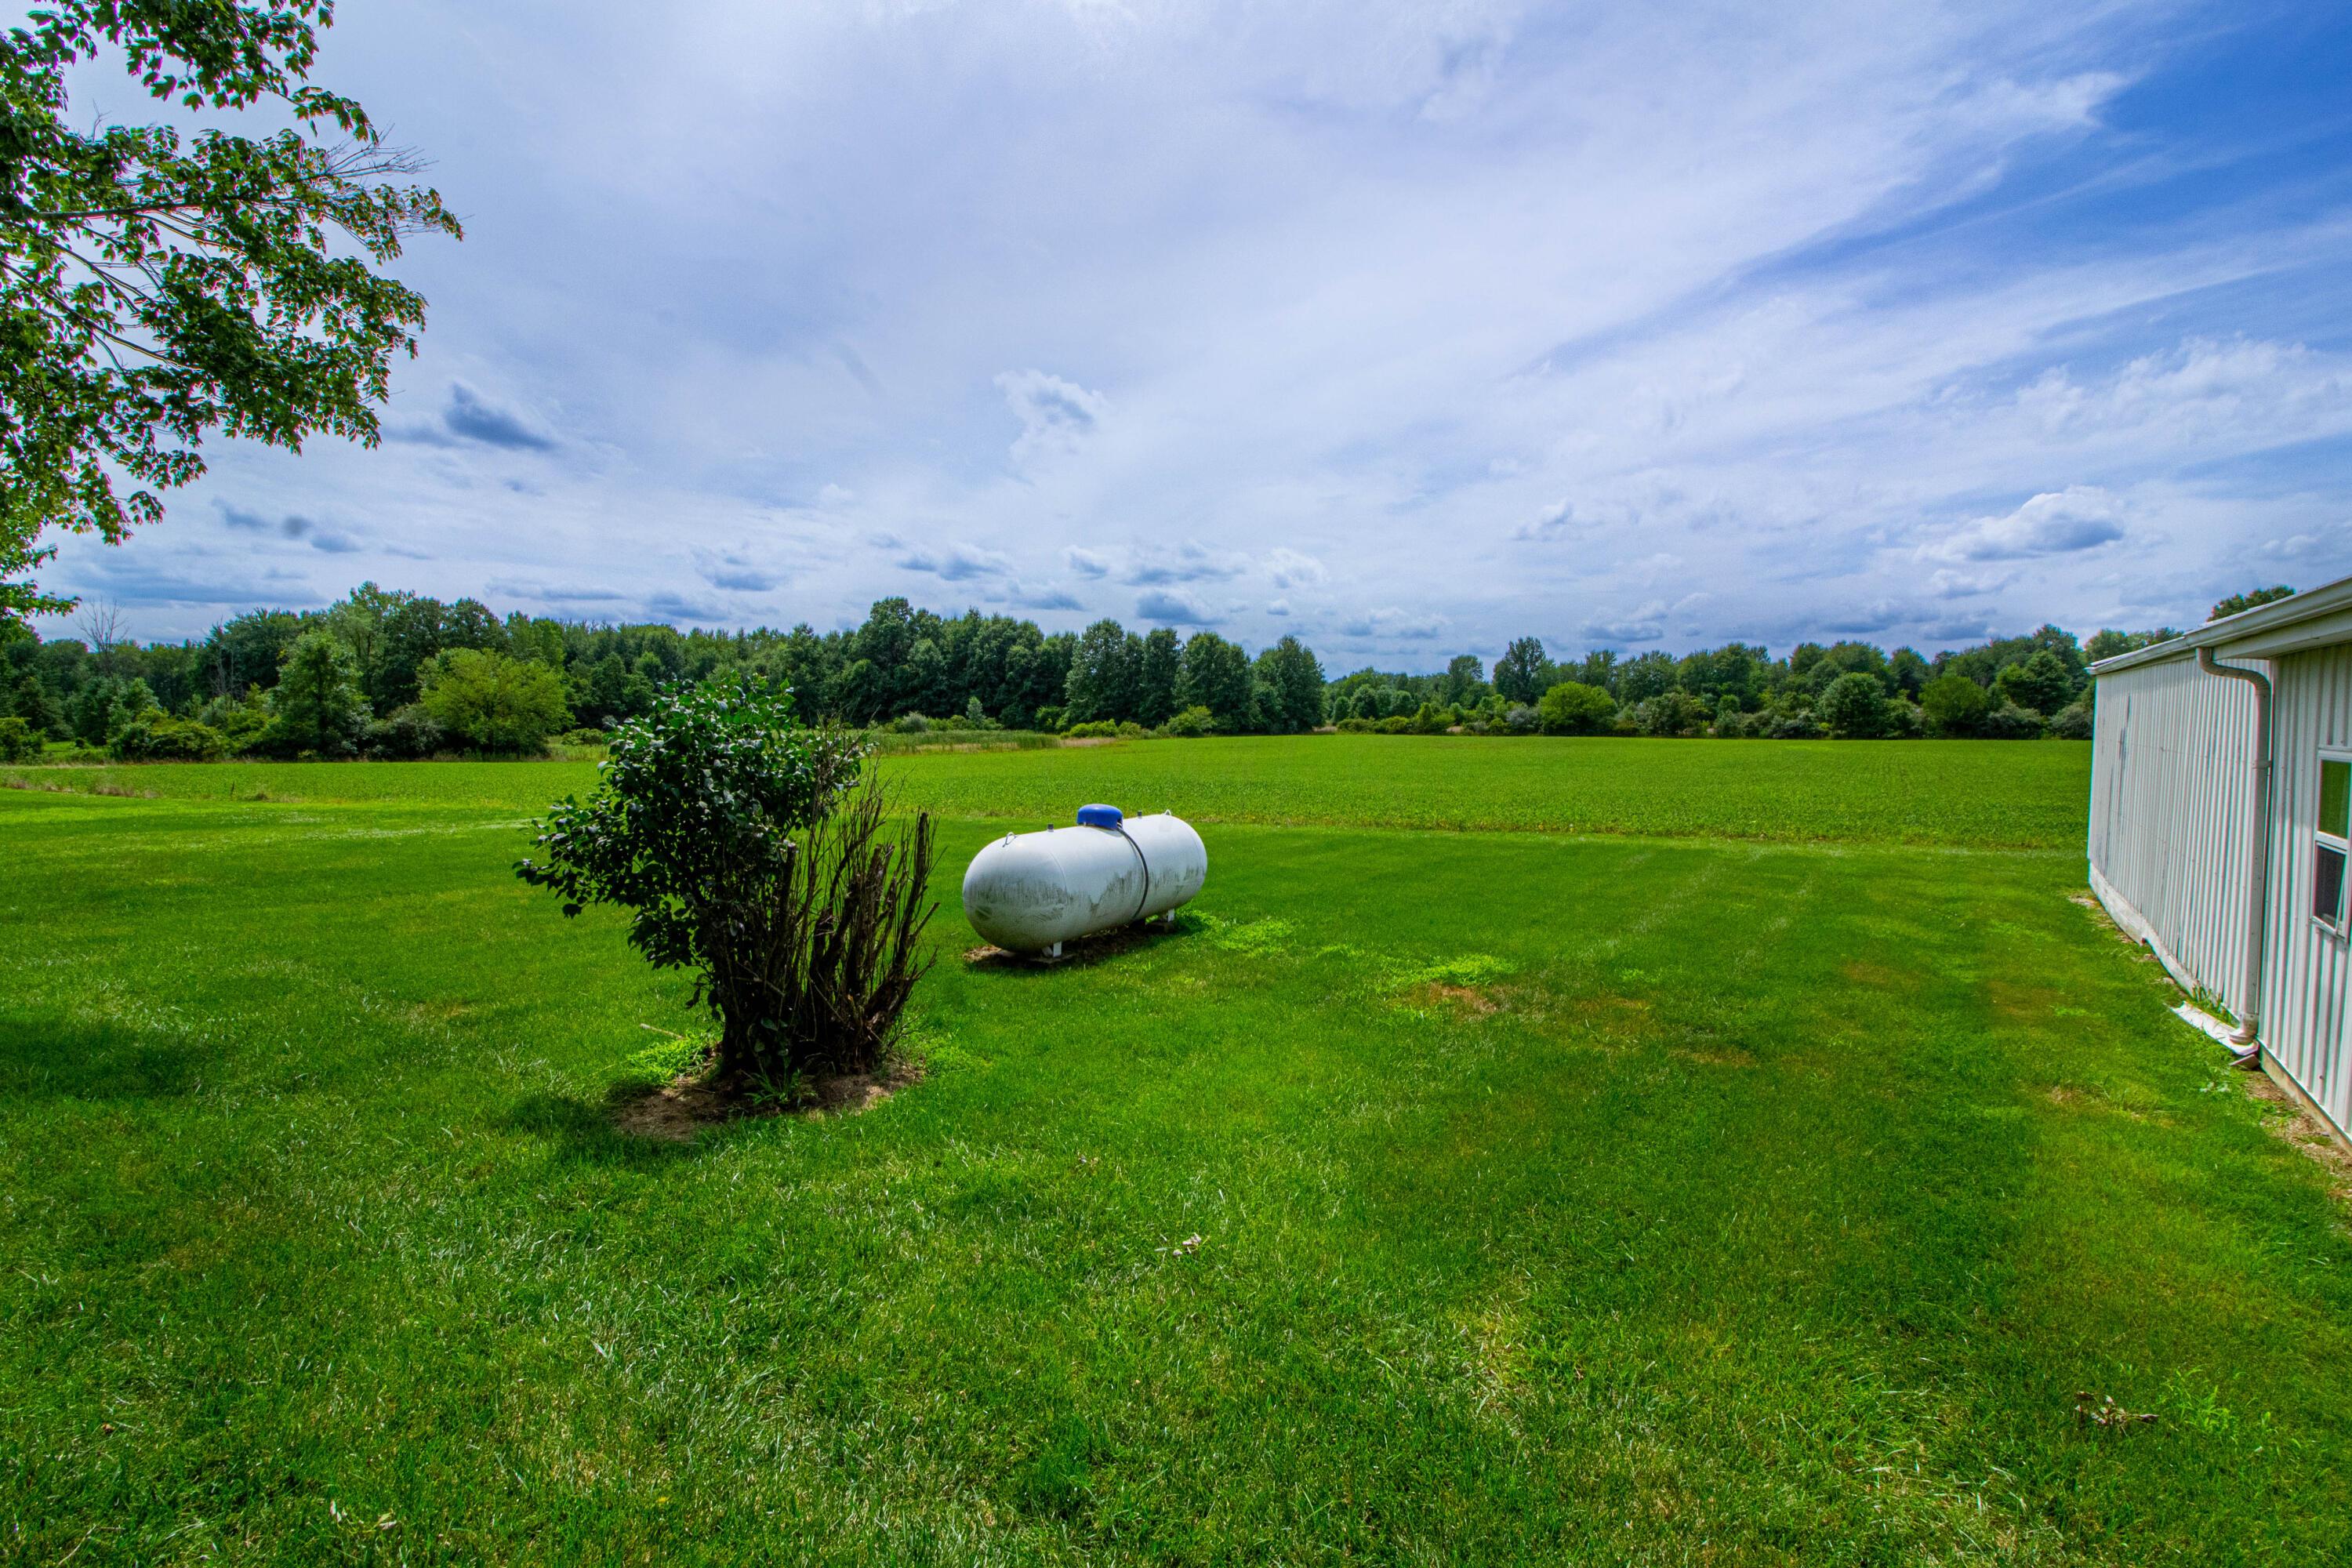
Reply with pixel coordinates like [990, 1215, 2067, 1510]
[35, 0, 2352, 666]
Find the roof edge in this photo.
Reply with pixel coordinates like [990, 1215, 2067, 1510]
[2091, 569, 2352, 677]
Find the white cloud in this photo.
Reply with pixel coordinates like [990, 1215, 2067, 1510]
[1928, 487, 2127, 562]
[1136, 588, 1220, 624]
[994, 369, 1109, 465]
[898, 541, 1013, 580]
[1264, 548, 1326, 588]
[1340, 607, 1447, 640]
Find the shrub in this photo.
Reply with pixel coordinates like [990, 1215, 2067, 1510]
[111, 712, 228, 761]
[1502, 703, 1540, 734]
[0, 716, 37, 761]
[892, 713, 933, 734]
[1636, 691, 1712, 738]
[1767, 710, 1824, 739]
[419, 648, 572, 753]
[517, 677, 936, 1083]
[1160, 705, 1217, 738]
[2050, 696, 2093, 740]
[1063, 720, 1147, 740]
[1334, 716, 1375, 734]
[198, 689, 274, 754]
[1919, 674, 1988, 738]
[366, 704, 447, 760]
[551, 726, 610, 748]
[1980, 700, 2047, 740]
[1819, 673, 1889, 739]
[1537, 681, 1617, 735]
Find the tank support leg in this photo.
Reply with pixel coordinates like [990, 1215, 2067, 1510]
[1045, 942, 1062, 960]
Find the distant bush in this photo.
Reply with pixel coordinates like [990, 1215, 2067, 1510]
[1063, 720, 1147, 740]
[367, 704, 447, 760]
[1819, 673, 1889, 739]
[1979, 701, 2048, 740]
[111, 712, 228, 761]
[1537, 681, 1616, 735]
[1502, 703, 1540, 734]
[1918, 674, 1988, 738]
[1160, 705, 1217, 738]
[1635, 691, 1712, 738]
[2049, 697, 2092, 740]
[550, 726, 609, 748]
[0, 716, 38, 761]
[891, 713, 934, 734]
[419, 648, 571, 753]
[1766, 711, 1824, 739]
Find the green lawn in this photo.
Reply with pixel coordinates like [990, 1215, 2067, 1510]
[3, 740, 2345, 1565]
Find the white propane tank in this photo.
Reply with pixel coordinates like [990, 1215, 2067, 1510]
[961, 804, 1207, 955]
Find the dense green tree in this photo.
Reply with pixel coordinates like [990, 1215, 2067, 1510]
[1492, 637, 1550, 705]
[1820, 672, 1889, 738]
[1441, 653, 1487, 706]
[1918, 673, 1988, 737]
[1537, 681, 1617, 735]
[419, 648, 570, 753]
[1176, 632, 1254, 731]
[2210, 586, 2295, 621]
[1617, 651, 1679, 705]
[1064, 619, 1141, 725]
[7, 671, 59, 735]
[0, 1, 461, 626]
[1993, 648, 2073, 717]
[1676, 644, 1768, 710]
[1888, 648, 1931, 699]
[264, 630, 367, 756]
[1255, 635, 1327, 732]
[1135, 627, 1181, 727]
[198, 608, 304, 698]
[2084, 627, 2181, 661]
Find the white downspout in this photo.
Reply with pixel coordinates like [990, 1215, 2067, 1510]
[2197, 647, 2272, 1052]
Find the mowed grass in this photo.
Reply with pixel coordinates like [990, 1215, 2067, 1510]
[3, 732, 2092, 847]
[3, 741, 2347, 1565]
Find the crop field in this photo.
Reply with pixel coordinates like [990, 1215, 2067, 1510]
[3, 732, 2091, 847]
[5, 738, 2349, 1564]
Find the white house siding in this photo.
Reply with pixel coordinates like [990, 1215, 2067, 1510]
[2087, 652, 2261, 1018]
[2259, 644, 2352, 1135]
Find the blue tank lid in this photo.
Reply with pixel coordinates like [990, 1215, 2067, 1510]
[1076, 803, 1123, 829]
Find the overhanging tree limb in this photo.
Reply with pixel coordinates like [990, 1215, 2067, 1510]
[1, 1, 463, 625]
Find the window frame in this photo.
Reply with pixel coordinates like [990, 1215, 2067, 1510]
[2318, 748, 2352, 938]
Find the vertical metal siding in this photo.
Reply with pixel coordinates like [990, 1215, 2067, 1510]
[2260, 644, 2352, 1137]
[2088, 654, 2258, 1017]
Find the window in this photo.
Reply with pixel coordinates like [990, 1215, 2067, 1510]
[2319, 755, 2350, 932]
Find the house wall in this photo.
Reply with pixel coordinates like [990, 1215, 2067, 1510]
[2259, 643, 2352, 1136]
[2088, 652, 2262, 1018]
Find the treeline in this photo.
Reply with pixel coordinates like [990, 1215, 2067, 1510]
[0, 576, 2191, 762]
[1326, 624, 2131, 739]
[0, 585, 1332, 760]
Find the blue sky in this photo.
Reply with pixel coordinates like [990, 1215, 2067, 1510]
[35, 0, 2352, 666]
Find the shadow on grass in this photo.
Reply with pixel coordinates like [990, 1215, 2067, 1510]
[962, 915, 1198, 974]
[493, 1084, 710, 1168]
[0, 1015, 207, 1102]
